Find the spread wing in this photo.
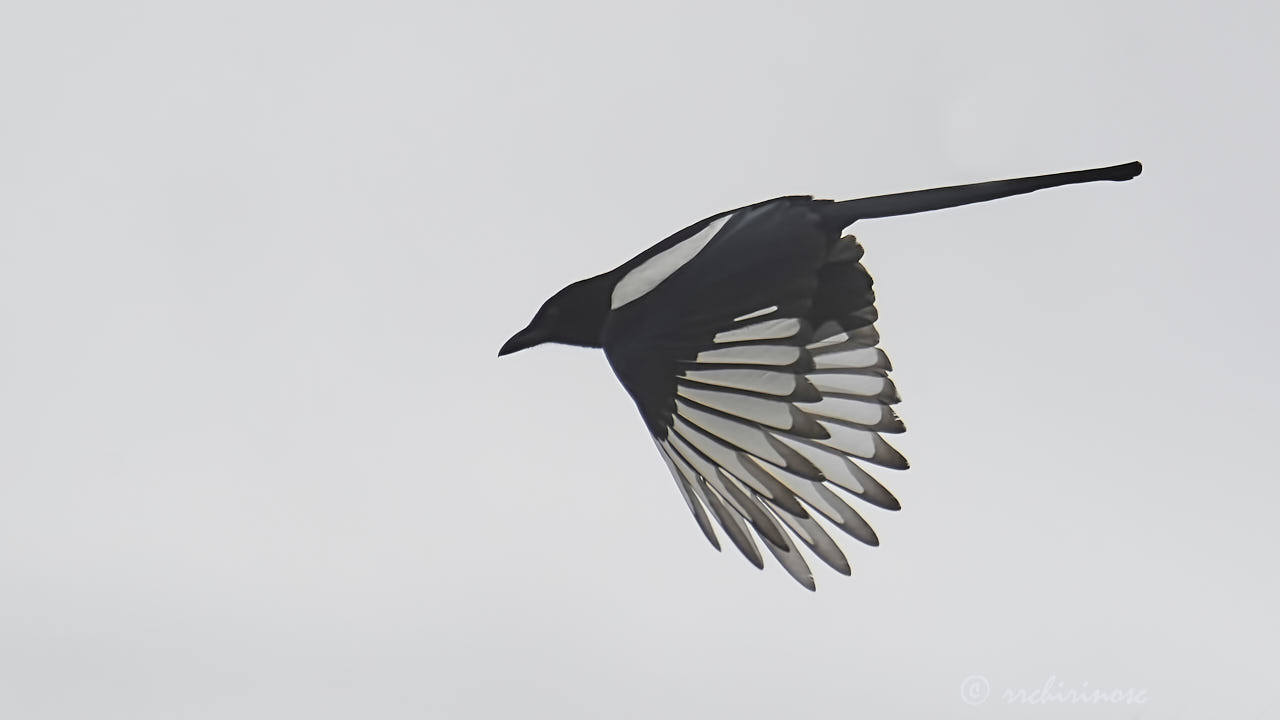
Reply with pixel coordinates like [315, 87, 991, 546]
[602, 197, 907, 589]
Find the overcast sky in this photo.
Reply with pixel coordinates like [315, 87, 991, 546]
[2, 1, 1277, 718]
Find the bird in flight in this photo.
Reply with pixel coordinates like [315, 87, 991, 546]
[499, 161, 1142, 589]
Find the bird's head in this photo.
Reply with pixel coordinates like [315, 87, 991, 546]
[498, 275, 614, 356]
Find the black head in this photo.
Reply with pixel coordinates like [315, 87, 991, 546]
[498, 275, 615, 356]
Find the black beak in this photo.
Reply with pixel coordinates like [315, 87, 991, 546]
[499, 325, 548, 357]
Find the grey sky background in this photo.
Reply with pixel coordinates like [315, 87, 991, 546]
[2, 1, 1276, 718]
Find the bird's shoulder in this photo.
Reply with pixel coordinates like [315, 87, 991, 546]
[600, 195, 847, 434]
[610, 195, 822, 274]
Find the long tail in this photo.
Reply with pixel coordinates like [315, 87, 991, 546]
[829, 161, 1141, 224]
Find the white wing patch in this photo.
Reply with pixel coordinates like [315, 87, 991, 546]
[713, 318, 803, 344]
[807, 373, 885, 397]
[733, 305, 779, 322]
[652, 310, 910, 589]
[812, 347, 886, 370]
[695, 345, 801, 365]
[676, 385, 796, 430]
[814, 420, 878, 459]
[675, 400, 787, 466]
[799, 395, 892, 427]
[681, 368, 797, 396]
[611, 214, 734, 309]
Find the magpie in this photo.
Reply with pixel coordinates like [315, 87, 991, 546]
[499, 161, 1142, 589]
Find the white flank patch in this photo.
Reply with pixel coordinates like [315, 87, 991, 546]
[733, 305, 778, 323]
[610, 214, 734, 309]
[713, 318, 802, 344]
[695, 345, 801, 366]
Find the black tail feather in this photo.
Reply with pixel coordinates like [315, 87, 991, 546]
[828, 161, 1141, 225]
